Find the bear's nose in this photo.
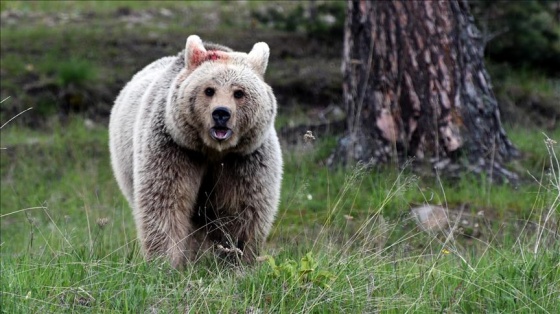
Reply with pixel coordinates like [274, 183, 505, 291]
[212, 107, 231, 126]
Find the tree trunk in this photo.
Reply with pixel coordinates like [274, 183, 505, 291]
[329, 0, 519, 182]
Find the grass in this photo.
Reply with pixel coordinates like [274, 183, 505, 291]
[1, 116, 558, 313]
[1, 1, 559, 312]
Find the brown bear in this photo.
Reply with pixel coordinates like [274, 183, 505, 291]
[109, 35, 283, 268]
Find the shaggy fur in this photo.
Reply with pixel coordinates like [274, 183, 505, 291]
[109, 35, 283, 268]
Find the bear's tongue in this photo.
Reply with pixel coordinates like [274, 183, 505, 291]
[215, 129, 228, 139]
[211, 127, 232, 141]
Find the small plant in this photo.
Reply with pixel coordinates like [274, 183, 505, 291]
[266, 252, 336, 289]
[57, 59, 97, 87]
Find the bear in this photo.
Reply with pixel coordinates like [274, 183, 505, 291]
[109, 35, 283, 268]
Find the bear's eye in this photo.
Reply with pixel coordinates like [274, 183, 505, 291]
[233, 90, 245, 99]
[204, 88, 215, 97]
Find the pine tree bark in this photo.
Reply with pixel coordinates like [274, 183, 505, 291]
[329, 0, 519, 182]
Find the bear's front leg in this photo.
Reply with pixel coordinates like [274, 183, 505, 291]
[213, 140, 282, 263]
[134, 146, 204, 269]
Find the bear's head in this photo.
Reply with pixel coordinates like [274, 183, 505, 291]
[166, 35, 277, 155]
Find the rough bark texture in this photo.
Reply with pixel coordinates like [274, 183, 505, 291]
[329, 0, 519, 182]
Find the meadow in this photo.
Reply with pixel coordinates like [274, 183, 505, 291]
[1, 1, 559, 313]
[1, 108, 559, 313]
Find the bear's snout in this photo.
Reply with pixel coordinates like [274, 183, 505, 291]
[212, 107, 231, 126]
[210, 107, 233, 142]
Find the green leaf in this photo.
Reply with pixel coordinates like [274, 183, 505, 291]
[299, 252, 317, 274]
[265, 256, 280, 277]
[314, 269, 336, 289]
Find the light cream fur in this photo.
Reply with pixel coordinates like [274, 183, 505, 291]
[109, 35, 282, 268]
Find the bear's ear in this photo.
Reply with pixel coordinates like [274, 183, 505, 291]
[247, 42, 270, 77]
[185, 35, 207, 71]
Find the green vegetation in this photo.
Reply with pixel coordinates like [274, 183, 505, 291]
[56, 59, 97, 88]
[1, 118, 558, 313]
[252, 1, 345, 42]
[1, 1, 559, 313]
[471, 0, 560, 75]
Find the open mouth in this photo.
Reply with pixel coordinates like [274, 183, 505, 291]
[210, 127, 233, 141]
